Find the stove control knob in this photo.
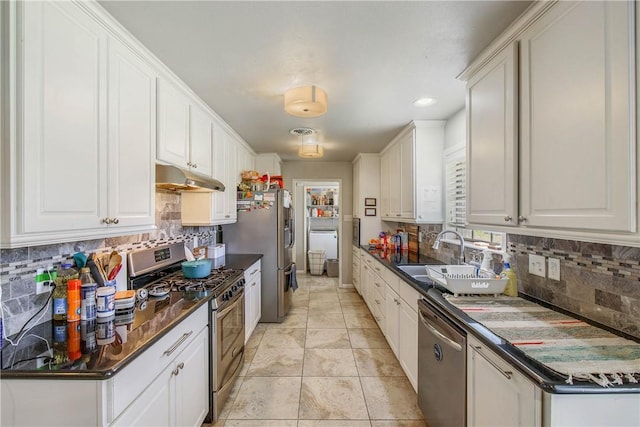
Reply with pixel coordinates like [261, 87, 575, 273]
[222, 292, 230, 301]
[232, 285, 238, 292]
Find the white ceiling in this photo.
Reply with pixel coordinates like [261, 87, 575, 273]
[99, 1, 531, 162]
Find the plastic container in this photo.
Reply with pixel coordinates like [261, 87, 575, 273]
[66, 279, 81, 322]
[326, 259, 339, 277]
[308, 250, 326, 276]
[96, 286, 115, 317]
[181, 259, 212, 279]
[114, 290, 136, 311]
[52, 263, 78, 321]
[502, 254, 518, 297]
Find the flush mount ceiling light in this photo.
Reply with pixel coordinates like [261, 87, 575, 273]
[290, 127, 324, 158]
[284, 85, 328, 117]
[413, 97, 437, 107]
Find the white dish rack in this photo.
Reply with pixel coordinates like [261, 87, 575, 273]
[426, 265, 507, 297]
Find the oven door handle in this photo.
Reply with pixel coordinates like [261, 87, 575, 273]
[419, 310, 462, 352]
[216, 290, 244, 318]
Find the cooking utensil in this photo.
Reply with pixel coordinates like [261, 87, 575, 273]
[184, 246, 196, 261]
[107, 253, 122, 278]
[87, 258, 105, 287]
[107, 263, 122, 281]
[181, 259, 212, 279]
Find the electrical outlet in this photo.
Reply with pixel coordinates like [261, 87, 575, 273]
[35, 269, 53, 295]
[528, 254, 546, 278]
[548, 257, 561, 281]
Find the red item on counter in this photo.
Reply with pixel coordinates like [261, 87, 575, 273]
[67, 279, 81, 322]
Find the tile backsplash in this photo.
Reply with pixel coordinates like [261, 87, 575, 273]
[417, 229, 640, 340]
[0, 191, 217, 338]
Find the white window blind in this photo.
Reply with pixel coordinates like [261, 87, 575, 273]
[445, 150, 466, 228]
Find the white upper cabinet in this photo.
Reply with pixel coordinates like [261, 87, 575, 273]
[2, 1, 156, 247]
[255, 153, 282, 176]
[19, 1, 108, 235]
[466, 44, 518, 227]
[157, 79, 191, 169]
[463, 0, 637, 239]
[380, 121, 445, 223]
[189, 104, 214, 177]
[157, 78, 216, 177]
[519, 0, 635, 232]
[107, 36, 157, 229]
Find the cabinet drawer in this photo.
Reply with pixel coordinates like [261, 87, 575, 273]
[110, 304, 208, 420]
[371, 274, 386, 300]
[384, 270, 400, 293]
[244, 260, 261, 282]
[398, 281, 420, 311]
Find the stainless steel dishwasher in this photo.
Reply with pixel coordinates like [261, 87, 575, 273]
[417, 298, 467, 427]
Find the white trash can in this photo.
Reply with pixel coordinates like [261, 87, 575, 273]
[308, 250, 326, 275]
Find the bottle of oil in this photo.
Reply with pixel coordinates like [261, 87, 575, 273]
[501, 254, 518, 297]
[52, 263, 78, 321]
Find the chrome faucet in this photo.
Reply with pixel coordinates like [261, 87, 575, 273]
[432, 230, 466, 264]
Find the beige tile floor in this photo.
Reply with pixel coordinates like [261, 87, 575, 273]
[205, 273, 427, 427]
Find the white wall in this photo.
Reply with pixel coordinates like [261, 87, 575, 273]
[445, 107, 466, 150]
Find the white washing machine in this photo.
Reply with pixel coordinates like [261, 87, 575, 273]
[308, 229, 338, 259]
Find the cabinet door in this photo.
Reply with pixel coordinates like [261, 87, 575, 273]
[387, 144, 402, 218]
[466, 43, 518, 227]
[399, 131, 415, 219]
[380, 152, 390, 218]
[519, 1, 635, 232]
[385, 286, 400, 356]
[225, 136, 238, 222]
[189, 105, 214, 177]
[157, 79, 190, 168]
[212, 122, 227, 221]
[467, 341, 539, 427]
[21, 1, 108, 233]
[399, 300, 418, 391]
[107, 36, 156, 228]
[112, 364, 173, 427]
[175, 328, 210, 427]
[353, 158, 360, 218]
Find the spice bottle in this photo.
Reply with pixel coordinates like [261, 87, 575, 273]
[67, 279, 81, 322]
[79, 268, 97, 321]
[52, 263, 79, 321]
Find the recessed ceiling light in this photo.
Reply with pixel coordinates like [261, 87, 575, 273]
[413, 97, 437, 107]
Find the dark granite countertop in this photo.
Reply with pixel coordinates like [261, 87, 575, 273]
[356, 244, 640, 394]
[0, 253, 263, 379]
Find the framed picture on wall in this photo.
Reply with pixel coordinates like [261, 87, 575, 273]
[364, 198, 376, 207]
[365, 208, 376, 216]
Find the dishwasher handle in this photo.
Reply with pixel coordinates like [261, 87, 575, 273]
[418, 306, 464, 352]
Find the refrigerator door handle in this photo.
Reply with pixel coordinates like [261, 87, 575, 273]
[289, 207, 295, 248]
[284, 263, 295, 276]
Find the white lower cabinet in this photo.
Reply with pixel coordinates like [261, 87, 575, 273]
[113, 326, 209, 427]
[384, 279, 419, 391]
[352, 246, 361, 294]
[244, 260, 262, 343]
[467, 334, 541, 427]
[0, 304, 209, 427]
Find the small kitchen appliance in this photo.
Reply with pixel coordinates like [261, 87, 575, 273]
[127, 242, 245, 423]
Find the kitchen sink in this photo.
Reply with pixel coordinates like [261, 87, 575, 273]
[397, 265, 429, 276]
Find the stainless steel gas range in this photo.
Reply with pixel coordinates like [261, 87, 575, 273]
[128, 242, 245, 424]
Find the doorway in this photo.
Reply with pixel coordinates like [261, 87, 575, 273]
[292, 180, 342, 283]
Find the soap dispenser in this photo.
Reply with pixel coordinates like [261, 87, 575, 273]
[501, 253, 518, 297]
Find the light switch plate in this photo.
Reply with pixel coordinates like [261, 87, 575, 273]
[548, 258, 561, 281]
[529, 254, 546, 278]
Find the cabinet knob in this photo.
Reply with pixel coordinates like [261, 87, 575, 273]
[101, 218, 112, 224]
[186, 161, 192, 167]
[192, 163, 198, 169]
[172, 367, 180, 376]
[177, 362, 185, 370]
[396, 214, 401, 217]
[504, 216, 512, 222]
[518, 215, 527, 223]
[112, 218, 119, 225]
[225, 215, 230, 218]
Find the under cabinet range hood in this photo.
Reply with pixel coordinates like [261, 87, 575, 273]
[155, 164, 225, 192]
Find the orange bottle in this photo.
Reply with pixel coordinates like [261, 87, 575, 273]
[67, 279, 81, 322]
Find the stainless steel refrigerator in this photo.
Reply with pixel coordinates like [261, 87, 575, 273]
[223, 189, 294, 322]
